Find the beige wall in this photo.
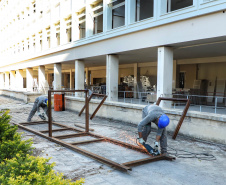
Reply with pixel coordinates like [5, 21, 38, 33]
[119, 68, 134, 83]
[198, 62, 226, 82]
[140, 66, 157, 76]
[179, 64, 197, 89]
[91, 70, 106, 85]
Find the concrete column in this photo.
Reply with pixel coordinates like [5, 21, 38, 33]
[173, 60, 177, 89]
[85, 68, 89, 86]
[134, 63, 138, 98]
[103, 0, 112, 31]
[157, 47, 173, 107]
[10, 71, 16, 89]
[54, 63, 62, 90]
[5, 72, 10, 89]
[128, 0, 136, 24]
[70, 69, 73, 89]
[75, 60, 84, 96]
[0, 73, 4, 88]
[16, 69, 24, 90]
[38, 65, 46, 92]
[86, 3, 93, 37]
[26, 68, 34, 92]
[106, 55, 119, 101]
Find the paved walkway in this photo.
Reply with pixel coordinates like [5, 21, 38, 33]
[0, 96, 226, 185]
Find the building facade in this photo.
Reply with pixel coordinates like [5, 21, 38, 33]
[0, 0, 226, 107]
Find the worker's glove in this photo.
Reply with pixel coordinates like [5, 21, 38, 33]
[38, 112, 46, 120]
[137, 138, 145, 145]
[154, 141, 159, 152]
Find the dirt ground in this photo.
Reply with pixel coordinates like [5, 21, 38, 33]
[0, 95, 226, 185]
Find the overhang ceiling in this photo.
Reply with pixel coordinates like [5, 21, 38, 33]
[36, 36, 226, 71]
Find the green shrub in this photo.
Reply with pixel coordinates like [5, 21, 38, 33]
[0, 110, 33, 161]
[0, 110, 85, 185]
[0, 154, 85, 185]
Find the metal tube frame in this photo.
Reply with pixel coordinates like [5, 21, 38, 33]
[16, 92, 175, 172]
[48, 90, 89, 137]
[156, 97, 190, 139]
[15, 121, 175, 172]
[79, 93, 108, 120]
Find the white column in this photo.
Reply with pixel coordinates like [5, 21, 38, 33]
[26, 68, 34, 92]
[128, 0, 136, 24]
[16, 69, 24, 90]
[86, 2, 93, 37]
[0, 73, 4, 88]
[54, 63, 62, 90]
[106, 55, 119, 101]
[10, 71, 16, 90]
[173, 60, 177, 89]
[85, 68, 89, 87]
[103, 0, 112, 31]
[5, 72, 10, 89]
[70, 69, 73, 89]
[134, 63, 138, 98]
[157, 47, 173, 107]
[38, 65, 46, 92]
[75, 60, 84, 96]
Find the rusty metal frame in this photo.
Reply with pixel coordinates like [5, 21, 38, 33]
[15, 121, 175, 172]
[16, 91, 175, 172]
[48, 90, 90, 137]
[79, 93, 107, 120]
[156, 97, 190, 139]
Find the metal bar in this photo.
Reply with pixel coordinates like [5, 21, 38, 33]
[122, 155, 166, 167]
[172, 99, 190, 139]
[54, 132, 88, 139]
[74, 123, 94, 131]
[85, 91, 89, 133]
[20, 121, 48, 126]
[69, 138, 104, 145]
[79, 93, 93, 116]
[91, 93, 106, 97]
[40, 128, 71, 133]
[14, 123, 131, 172]
[48, 90, 52, 137]
[122, 154, 175, 167]
[90, 95, 107, 120]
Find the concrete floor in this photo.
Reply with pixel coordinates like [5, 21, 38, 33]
[0, 96, 226, 185]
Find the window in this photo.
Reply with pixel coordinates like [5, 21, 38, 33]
[112, 0, 125, 29]
[169, 0, 193, 12]
[78, 10, 86, 39]
[136, 0, 154, 21]
[92, 1, 103, 34]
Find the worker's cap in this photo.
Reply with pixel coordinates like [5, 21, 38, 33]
[158, 114, 170, 128]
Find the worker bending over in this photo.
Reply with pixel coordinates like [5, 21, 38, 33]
[27, 96, 49, 122]
[137, 104, 170, 154]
